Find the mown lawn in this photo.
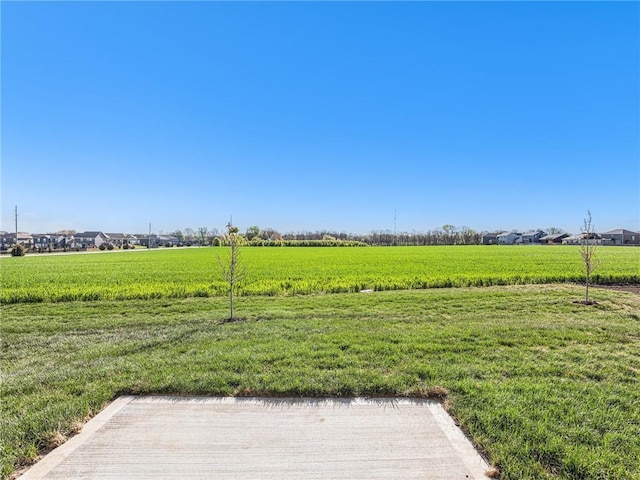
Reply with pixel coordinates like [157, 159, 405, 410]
[2, 285, 639, 479]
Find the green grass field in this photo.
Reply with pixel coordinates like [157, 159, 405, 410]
[2, 247, 639, 479]
[2, 245, 639, 303]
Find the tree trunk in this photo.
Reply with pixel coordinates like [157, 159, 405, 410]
[585, 268, 590, 304]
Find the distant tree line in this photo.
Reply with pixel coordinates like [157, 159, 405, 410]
[216, 225, 484, 247]
[361, 225, 482, 246]
[169, 227, 220, 246]
[27, 224, 565, 249]
[168, 224, 488, 247]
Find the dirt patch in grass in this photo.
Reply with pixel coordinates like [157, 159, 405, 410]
[593, 284, 640, 295]
[573, 299, 598, 305]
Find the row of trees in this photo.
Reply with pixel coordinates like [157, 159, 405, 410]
[174, 224, 572, 247]
[169, 228, 220, 246]
[170, 225, 486, 246]
[244, 225, 568, 246]
[234, 225, 484, 246]
[364, 226, 482, 246]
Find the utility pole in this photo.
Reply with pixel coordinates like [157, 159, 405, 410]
[14, 206, 19, 243]
[393, 209, 397, 246]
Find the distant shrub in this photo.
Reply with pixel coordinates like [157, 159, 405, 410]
[11, 244, 26, 256]
[99, 244, 107, 251]
[249, 239, 368, 247]
[107, 244, 115, 251]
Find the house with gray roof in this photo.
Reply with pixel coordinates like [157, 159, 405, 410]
[518, 230, 546, 244]
[105, 233, 138, 247]
[600, 229, 640, 246]
[563, 232, 602, 245]
[481, 233, 500, 245]
[73, 231, 108, 248]
[497, 232, 521, 245]
[31, 234, 57, 249]
[0, 232, 33, 250]
[539, 233, 570, 244]
[157, 235, 180, 247]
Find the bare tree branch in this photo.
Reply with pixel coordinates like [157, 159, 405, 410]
[579, 210, 601, 304]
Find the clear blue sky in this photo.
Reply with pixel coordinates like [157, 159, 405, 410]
[2, 1, 639, 235]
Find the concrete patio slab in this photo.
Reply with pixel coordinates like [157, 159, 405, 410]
[20, 396, 491, 479]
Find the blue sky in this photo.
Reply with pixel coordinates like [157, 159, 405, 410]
[2, 1, 639, 235]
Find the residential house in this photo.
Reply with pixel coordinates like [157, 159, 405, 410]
[600, 229, 640, 246]
[32, 234, 57, 249]
[105, 233, 125, 247]
[0, 232, 12, 250]
[497, 232, 521, 245]
[55, 234, 75, 249]
[157, 235, 180, 247]
[481, 233, 500, 245]
[73, 231, 108, 248]
[0, 232, 33, 250]
[134, 234, 179, 247]
[519, 230, 546, 245]
[105, 233, 138, 248]
[539, 233, 570, 245]
[136, 235, 152, 247]
[563, 233, 602, 245]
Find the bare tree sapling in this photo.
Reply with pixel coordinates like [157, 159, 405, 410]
[217, 221, 246, 321]
[579, 210, 601, 305]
